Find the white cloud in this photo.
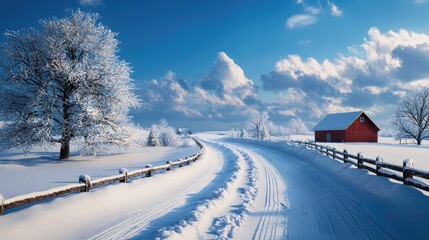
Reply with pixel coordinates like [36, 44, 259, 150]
[347, 45, 359, 54]
[289, 0, 343, 29]
[139, 71, 201, 117]
[304, 6, 322, 15]
[361, 86, 389, 95]
[199, 52, 259, 108]
[137, 52, 261, 124]
[414, 0, 427, 4]
[276, 88, 307, 105]
[263, 27, 429, 129]
[298, 40, 312, 45]
[328, 1, 342, 16]
[286, 14, 317, 29]
[79, 0, 103, 6]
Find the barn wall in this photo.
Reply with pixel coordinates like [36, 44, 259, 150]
[315, 130, 346, 142]
[345, 114, 378, 142]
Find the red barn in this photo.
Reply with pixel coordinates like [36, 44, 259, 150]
[312, 111, 380, 142]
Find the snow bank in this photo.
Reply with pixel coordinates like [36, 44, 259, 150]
[157, 143, 258, 239]
[227, 138, 429, 239]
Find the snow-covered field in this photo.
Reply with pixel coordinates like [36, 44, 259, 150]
[1, 132, 428, 239]
[0, 143, 199, 198]
[289, 134, 429, 171]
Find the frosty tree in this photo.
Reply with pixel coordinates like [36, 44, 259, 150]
[0, 10, 140, 159]
[287, 118, 309, 135]
[261, 127, 270, 140]
[239, 129, 248, 138]
[147, 129, 160, 147]
[247, 110, 269, 139]
[151, 119, 179, 147]
[393, 88, 429, 145]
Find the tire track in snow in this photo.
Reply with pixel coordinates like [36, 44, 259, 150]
[90, 142, 224, 240]
[207, 149, 259, 239]
[229, 140, 392, 239]
[253, 161, 287, 240]
[91, 175, 214, 240]
[157, 143, 259, 239]
[227, 144, 287, 240]
[289, 166, 392, 239]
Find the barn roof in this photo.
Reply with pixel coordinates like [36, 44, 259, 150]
[312, 111, 380, 131]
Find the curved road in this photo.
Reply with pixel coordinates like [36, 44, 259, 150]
[3, 134, 428, 239]
[225, 141, 392, 240]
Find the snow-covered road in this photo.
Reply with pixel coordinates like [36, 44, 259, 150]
[1, 133, 429, 239]
[228, 142, 390, 239]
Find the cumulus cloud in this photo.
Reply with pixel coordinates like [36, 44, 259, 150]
[138, 71, 201, 118]
[199, 52, 260, 108]
[263, 27, 429, 129]
[135, 28, 429, 131]
[135, 52, 262, 127]
[79, 0, 103, 6]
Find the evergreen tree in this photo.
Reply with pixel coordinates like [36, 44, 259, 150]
[147, 129, 160, 147]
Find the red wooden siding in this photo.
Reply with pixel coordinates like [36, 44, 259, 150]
[314, 112, 379, 143]
[345, 114, 378, 142]
[315, 130, 346, 142]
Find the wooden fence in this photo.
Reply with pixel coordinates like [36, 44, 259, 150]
[0, 138, 205, 216]
[291, 140, 429, 192]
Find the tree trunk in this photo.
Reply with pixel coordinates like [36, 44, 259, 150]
[417, 139, 422, 145]
[59, 83, 72, 159]
[59, 140, 70, 159]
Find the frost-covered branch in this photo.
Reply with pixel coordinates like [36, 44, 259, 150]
[0, 10, 140, 158]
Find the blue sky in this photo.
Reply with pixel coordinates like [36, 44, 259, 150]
[2, 0, 429, 131]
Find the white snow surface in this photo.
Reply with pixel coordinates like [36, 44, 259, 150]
[0, 144, 199, 198]
[312, 111, 364, 131]
[0, 131, 428, 239]
[289, 134, 429, 171]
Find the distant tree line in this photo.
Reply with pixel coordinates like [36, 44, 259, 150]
[232, 110, 309, 140]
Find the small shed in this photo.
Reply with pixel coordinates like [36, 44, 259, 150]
[312, 111, 380, 142]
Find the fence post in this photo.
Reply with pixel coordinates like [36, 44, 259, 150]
[79, 175, 92, 192]
[343, 149, 348, 163]
[332, 148, 336, 159]
[166, 161, 172, 171]
[357, 152, 363, 168]
[145, 164, 153, 177]
[187, 157, 191, 165]
[403, 159, 414, 183]
[375, 156, 383, 175]
[119, 168, 128, 183]
[0, 194, 4, 216]
[178, 159, 183, 167]
[325, 146, 329, 156]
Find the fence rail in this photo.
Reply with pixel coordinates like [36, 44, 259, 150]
[0, 138, 205, 216]
[291, 140, 429, 192]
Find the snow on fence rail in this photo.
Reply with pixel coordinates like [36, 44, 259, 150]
[0, 138, 205, 216]
[291, 140, 429, 192]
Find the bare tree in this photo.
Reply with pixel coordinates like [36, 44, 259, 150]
[0, 10, 140, 159]
[247, 110, 269, 139]
[393, 88, 429, 145]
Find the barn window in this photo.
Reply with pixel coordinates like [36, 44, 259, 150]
[360, 117, 365, 122]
